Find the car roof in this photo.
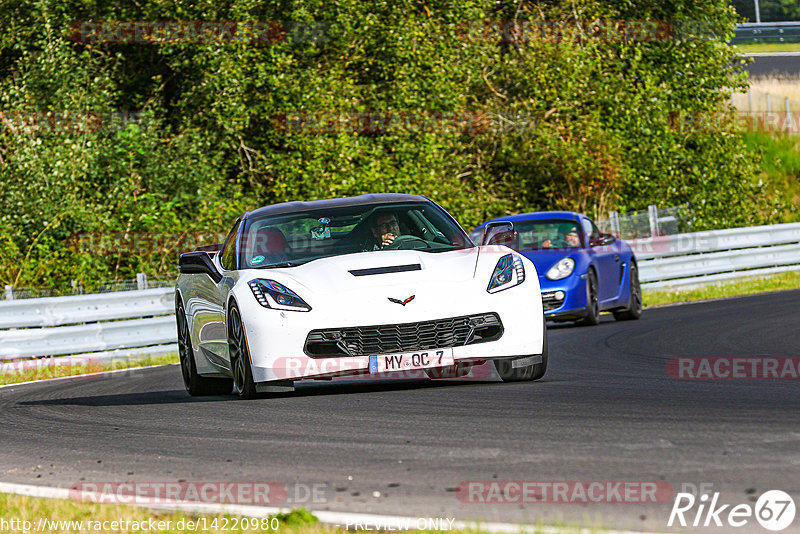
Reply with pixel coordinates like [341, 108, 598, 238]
[477, 211, 585, 228]
[244, 193, 431, 220]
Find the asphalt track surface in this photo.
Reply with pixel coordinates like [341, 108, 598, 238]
[745, 55, 800, 77]
[1, 290, 799, 533]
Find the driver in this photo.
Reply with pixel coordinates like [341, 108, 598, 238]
[367, 212, 401, 250]
[542, 226, 580, 248]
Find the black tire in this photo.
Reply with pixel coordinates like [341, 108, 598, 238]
[176, 301, 232, 396]
[613, 261, 643, 321]
[577, 269, 600, 326]
[494, 318, 548, 382]
[228, 303, 258, 399]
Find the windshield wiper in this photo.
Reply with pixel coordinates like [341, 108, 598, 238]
[257, 261, 304, 269]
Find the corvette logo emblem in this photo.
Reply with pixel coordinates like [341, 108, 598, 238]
[388, 295, 415, 306]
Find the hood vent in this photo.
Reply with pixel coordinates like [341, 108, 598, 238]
[349, 264, 422, 276]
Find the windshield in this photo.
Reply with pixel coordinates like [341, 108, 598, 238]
[238, 201, 473, 269]
[511, 219, 584, 251]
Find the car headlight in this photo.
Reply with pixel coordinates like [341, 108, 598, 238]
[546, 258, 575, 280]
[248, 279, 311, 312]
[487, 254, 525, 293]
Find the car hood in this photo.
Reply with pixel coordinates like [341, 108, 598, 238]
[519, 249, 579, 278]
[242, 249, 483, 296]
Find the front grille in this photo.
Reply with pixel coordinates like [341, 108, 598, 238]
[305, 313, 503, 357]
[541, 292, 564, 311]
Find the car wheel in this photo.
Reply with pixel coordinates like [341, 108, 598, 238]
[494, 317, 548, 382]
[578, 269, 600, 326]
[613, 261, 643, 321]
[177, 301, 232, 396]
[228, 303, 258, 399]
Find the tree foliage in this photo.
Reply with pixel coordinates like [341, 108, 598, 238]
[0, 0, 778, 289]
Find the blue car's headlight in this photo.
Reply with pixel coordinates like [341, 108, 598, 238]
[546, 258, 575, 280]
[248, 279, 311, 312]
[487, 254, 525, 293]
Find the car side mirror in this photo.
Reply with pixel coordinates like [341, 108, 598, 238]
[195, 243, 223, 253]
[179, 251, 223, 283]
[482, 221, 516, 247]
[590, 233, 616, 247]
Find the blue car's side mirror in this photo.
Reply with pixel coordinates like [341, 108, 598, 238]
[482, 221, 516, 247]
[590, 233, 616, 247]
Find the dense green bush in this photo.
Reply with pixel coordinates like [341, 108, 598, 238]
[0, 0, 781, 289]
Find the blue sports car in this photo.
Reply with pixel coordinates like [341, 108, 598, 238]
[472, 211, 642, 325]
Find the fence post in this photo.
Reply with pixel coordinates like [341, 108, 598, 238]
[648, 205, 660, 237]
[786, 97, 792, 133]
[4, 285, 14, 301]
[608, 211, 620, 237]
[136, 273, 148, 290]
[766, 93, 771, 118]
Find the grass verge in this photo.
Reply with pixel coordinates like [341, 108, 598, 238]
[742, 133, 800, 220]
[0, 493, 320, 533]
[643, 270, 800, 307]
[0, 353, 179, 386]
[735, 43, 800, 54]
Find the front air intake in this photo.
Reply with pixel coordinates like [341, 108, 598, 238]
[304, 313, 503, 357]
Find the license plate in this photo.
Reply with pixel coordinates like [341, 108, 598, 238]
[369, 348, 455, 373]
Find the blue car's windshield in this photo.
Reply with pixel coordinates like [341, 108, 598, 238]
[239, 201, 473, 269]
[512, 220, 583, 250]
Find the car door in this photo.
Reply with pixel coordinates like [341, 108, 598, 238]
[195, 219, 241, 371]
[582, 217, 622, 303]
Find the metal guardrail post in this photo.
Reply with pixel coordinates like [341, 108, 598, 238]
[648, 205, 659, 237]
[4, 285, 13, 301]
[136, 273, 148, 290]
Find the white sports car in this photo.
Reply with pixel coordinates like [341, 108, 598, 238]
[176, 194, 547, 398]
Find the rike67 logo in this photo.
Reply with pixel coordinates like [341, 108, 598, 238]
[669, 489, 796, 531]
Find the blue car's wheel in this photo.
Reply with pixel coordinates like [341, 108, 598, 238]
[578, 269, 600, 326]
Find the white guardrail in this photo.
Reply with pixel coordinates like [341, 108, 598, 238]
[0, 222, 798, 362]
[635, 222, 800, 289]
[0, 287, 177, 362]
